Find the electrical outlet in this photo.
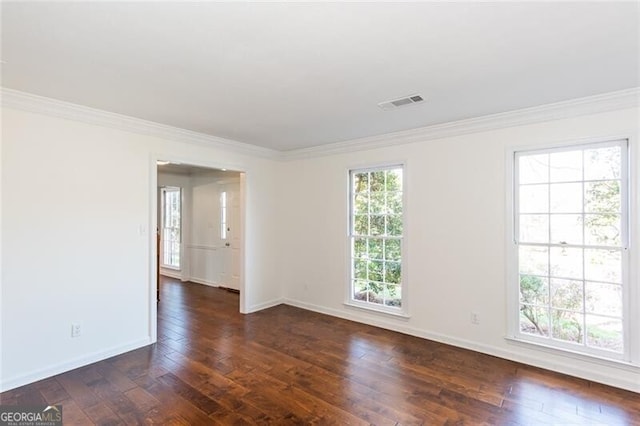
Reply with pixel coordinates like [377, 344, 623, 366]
[471, 312, 480, 325]
[71, 322, 82, 338]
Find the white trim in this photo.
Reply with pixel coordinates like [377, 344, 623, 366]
[282, 88, 640, 160]
[343, 301, 410, 319]
[246, 298, 284, 314]
[282, 298, 639, 392]
[0, 338, 151, 392]
[188, 277, 219, 287]
[159, 270, 181, 280]
[0, 88, 278, 159]
[2, 87, 637, 161]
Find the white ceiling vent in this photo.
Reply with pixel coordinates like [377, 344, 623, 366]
[378, 94, 425, 111]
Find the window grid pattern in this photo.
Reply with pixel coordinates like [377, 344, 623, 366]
[350, 167, 403, 309]
[162, 187, 181, 268]
[515, 141, 627, 355]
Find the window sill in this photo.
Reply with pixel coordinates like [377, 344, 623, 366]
[504, 335, 639, 372]
[344, 301, 410, 320]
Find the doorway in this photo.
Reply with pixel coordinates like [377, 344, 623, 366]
[153, 161, 245, 328]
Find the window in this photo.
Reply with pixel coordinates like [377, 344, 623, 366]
[220, 191, 227, 240]
[511, 140, 629, 360]
[161, 187, 181, 269]
[349, 165, 405, 312]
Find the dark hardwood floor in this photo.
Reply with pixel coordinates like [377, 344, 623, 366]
[2, 277, 638, 425]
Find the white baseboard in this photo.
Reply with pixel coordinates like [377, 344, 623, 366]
[188, 277, 219, 287]
[0, 337, 152, 392]
[246, 298, 284, 314]
[282, 298, 640, 393]
[159, 269, 181, 280]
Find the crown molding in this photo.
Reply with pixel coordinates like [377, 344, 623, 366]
[2, 87, 638, 162]
[0, 88, 279, 160]
[281, 87, 640, 160]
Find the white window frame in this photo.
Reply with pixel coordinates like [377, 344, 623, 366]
[161, 186, 181, 270]
[506, 137, 637, 365]
[346, 163, 408, 317]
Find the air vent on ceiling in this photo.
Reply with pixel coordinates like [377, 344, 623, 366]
[378, 94, 425, 111]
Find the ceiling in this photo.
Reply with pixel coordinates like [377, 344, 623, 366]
[1, 2, 638, 151]
[158, 162, 237, 177]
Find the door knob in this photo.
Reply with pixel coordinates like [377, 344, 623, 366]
[225, 242, 230, 247]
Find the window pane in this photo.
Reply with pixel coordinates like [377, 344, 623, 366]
[387, 192, 403, 215]
[586, 315, 622, 352]
[520, 305, 549, 337]
[519, 154, 549, 184]
[584, 146, 621, 180]
[353, 238, 367, 259]
[550, 214, 582, 245]
[384, 261, 401, 284]
[370, 171, 385, 192]
[550, 150, 582, 183]
[368, 239, 383, 260]
[519, 245, 548, 276]
[585, 214, 621, 247]
[386, 169, 403, 192]
[585, 181, 620, 213]
[370, 192, 385, 214]
[520, 275, 549, 305]
[353, 280, 368, 301]
[353, 172, 368, 193]
[386, 215, 403, 236]
[354, 259, 367, 280]
[370, 215, 385, 236]
[586, 282, 622, 317]
[384, 239, 401, 261]
[550, 247, 583, 280]
[551, 310, 583, 344]
[354, 215, 368, 235]
[519, 214, 548, 243]
[385, 284, 402, 307]
[550, 183, 582, 213]
[354, 194, 369, 214]
[368, 260, 383, 282]
[585, 249, 621, 283]
[519, 184, 548, 213]
[550, 278, 583, 311]
[368, 282, 384, 304]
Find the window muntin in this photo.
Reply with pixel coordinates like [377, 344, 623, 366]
[349, 166, 404, 311]
[514, 140, 628, 357]
[161, 187, 181, 268]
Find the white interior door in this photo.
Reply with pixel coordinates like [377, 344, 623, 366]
[219, 181, 241, 290]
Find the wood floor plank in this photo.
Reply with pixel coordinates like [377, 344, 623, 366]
[32, 378, 71, 405]
[2, 276, 638, 425]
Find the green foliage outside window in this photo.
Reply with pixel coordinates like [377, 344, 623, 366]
[351, 167, 403, 308]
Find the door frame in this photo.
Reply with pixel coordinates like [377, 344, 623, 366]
[149, 153, 247, 343]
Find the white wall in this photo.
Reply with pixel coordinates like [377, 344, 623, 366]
[0, 105, 281, 391]
[279, 107, 640, 392]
